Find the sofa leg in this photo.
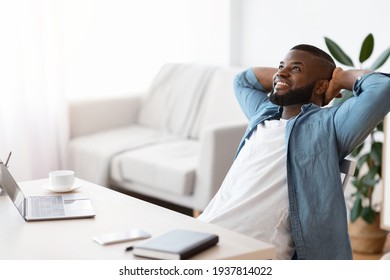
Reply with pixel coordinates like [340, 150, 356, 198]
[192, 210, 202, 218]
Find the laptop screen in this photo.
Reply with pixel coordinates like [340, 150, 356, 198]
[0, 162, 25, 216]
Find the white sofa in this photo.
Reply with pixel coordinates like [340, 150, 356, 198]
[67, 63, 247, 211]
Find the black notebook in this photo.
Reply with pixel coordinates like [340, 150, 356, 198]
[132, 229, 219, 260]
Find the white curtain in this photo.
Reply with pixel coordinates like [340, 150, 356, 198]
[0, 0, 68, 181]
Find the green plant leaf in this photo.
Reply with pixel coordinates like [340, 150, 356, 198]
[365, 165, 379, 180]
[361, 207, 376, 224]
[371, 142, 383, 178]
[350, 196, 362, 222]
[377, 121, 384, 132]
[361, 176, 378, 190]
[371, 142, 383, 166]
[370, 46, 390, 70]
[359, 34, 374, 63]
[356, 153, 370, 170]
[324, 37, 355, 66]
[352, 178, 363, 190]
[351, 142, 365, 157]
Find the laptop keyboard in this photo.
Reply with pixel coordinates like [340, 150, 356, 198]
[30, 196, 65, 217]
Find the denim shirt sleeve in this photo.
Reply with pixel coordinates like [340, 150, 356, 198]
[234, 68, 270, 120]
[333, 72, 390, 157]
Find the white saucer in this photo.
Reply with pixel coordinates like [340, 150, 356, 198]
[43, 182, 82, 193]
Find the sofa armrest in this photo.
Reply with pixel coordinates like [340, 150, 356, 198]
[193, 121, 247, 210]
[68, 93, 144, 139]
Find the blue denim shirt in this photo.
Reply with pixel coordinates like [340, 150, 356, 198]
[234, 69, 390, 260]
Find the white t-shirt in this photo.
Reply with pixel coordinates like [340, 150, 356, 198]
[198, 119, 294, 259]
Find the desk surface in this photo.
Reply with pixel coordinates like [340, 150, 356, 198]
[0, 178, 275, 260]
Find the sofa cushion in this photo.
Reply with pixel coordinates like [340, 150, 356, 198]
[67, 125, 178, 186]
[137, 63, 217, 137]
[110, 140, 199, 196]
[190, 67, 247, 138]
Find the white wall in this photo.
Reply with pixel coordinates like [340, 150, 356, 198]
[383, 117, 390, 230]
[232, 0, 390, 72]
[64, 0, 230, 100]
[64, 0, 390, 100]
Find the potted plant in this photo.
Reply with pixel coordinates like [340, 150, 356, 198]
[324, 34, 390, 253]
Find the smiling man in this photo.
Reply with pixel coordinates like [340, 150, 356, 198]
[198, 44, 390, 259]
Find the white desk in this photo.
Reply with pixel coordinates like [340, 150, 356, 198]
[0, 178, 275, 260]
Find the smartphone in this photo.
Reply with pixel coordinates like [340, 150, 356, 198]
[92, 229, 151, 245]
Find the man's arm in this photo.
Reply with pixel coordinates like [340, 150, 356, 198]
[234, 67, 277, 120]
[324, 67, 372, 105]
[252, 67, 278, 92]
[330, 69, 390, 158]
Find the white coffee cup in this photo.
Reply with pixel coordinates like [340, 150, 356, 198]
[49, 170, 75, 191]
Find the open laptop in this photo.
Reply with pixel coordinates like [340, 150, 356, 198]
[0, 159, 95, 221]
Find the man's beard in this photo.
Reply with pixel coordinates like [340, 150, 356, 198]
[269, 82, 316, 106]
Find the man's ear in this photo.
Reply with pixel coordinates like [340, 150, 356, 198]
[315, 80, 330, 96]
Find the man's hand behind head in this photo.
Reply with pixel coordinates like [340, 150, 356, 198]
[323, 67, 373, 106]
[323, 67, 344, 106]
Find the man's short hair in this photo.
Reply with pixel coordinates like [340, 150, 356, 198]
[290, 44, 336, 79]
[290, 44, 335, 66]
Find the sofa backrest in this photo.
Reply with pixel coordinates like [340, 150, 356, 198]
[137, 63, 218, 137]
[190, 66, 247, 139]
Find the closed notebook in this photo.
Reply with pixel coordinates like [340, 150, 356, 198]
[132, 229, 219, 260]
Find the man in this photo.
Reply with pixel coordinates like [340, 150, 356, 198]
[198, 44, 390, 259]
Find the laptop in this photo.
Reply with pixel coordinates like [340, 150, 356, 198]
[0, 160, 95, 221]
